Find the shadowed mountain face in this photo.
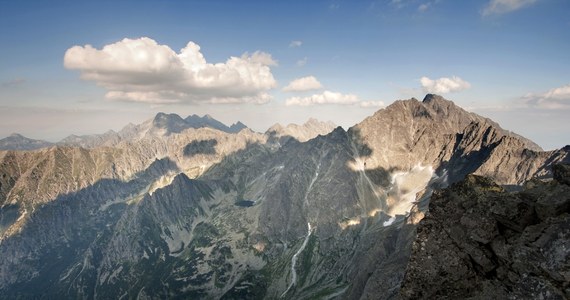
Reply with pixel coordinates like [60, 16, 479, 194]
[185, 114, 247, 133]
[0, 95, 567, 299]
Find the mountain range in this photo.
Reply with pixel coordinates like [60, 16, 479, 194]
[0, 133, 54, 150]
[0, 113, 252, 151]
[0, 94, 567, 299]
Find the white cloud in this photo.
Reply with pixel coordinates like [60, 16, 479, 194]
[282, 76, 323, 92]
[285, 91, 384, 108]
[420, 76, 471, 94]
[418, 3, 431, 12]
[289, 40, 302, 48]
[482, 0, 538, 16]
[64, 37, 277, 104]
[359, 100, 385, 108]
[522, 84, 570, 110]
[285, 90, 359, 106]
[296, 57, 308, 67]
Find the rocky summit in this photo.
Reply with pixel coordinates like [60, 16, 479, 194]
[0, 95, 568, 299]
[0, 133, 53, 150]
[400, 163, 570, 300]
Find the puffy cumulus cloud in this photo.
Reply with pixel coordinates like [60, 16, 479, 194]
[282, 76, 323, 92]
[420, 76, 471, 94]
[522, 84, 570, 110]
[64, 37, 277, 104]
[482, 0, 537, 16]
[285, 90, 359, 106]
[289, 40, 302, 48]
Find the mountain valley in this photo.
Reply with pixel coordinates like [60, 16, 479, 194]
[0, 94, 568, 299]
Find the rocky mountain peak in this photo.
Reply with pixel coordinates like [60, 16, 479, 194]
[228, 121, 247, 133]
[422, 93, 447, 104]
[353, 95, 544, 172]
[422, 94, 460, 117]
[151, 112, 188, 135]
[0, 133, 53, 151]
[184, 114, 248, 133]
[265, 118, 337, 143]
[153, 112, 184, 124]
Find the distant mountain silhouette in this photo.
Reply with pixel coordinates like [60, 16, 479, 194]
[0, 133, 53, 150]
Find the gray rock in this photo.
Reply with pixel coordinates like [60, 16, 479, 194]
[400, 164, 570, 299]
[0, 133, 53, 150]
[0, 95, 568, 299]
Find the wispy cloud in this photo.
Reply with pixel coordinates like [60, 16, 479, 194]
[482, 0, 538, 16]
[521, 83, 570, 110]
[289, 40, 302, 48]
[386, 0, 441, 13]
[390, 0, 407, 9]
[420, 76, 471, 94]
[64, 37, 277, 105]
[1, 78, 26, 87]
[418, 0, 442, 13]
[296, 57, 308, 67]
[418, 3, 431, 12]
[283, 76, 323, 92]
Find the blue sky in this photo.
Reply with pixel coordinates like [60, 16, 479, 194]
[0, 0, 569, 149]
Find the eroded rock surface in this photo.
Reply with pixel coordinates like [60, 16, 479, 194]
[401, 164, 570, 299]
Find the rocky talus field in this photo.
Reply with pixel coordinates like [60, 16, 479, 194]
[400, 164, 570, 299]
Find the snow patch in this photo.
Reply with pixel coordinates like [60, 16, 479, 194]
[386, 164, 434, 217]
[383, 216, 397, 227]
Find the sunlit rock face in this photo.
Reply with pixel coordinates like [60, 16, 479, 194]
[0, 96, 567, 299]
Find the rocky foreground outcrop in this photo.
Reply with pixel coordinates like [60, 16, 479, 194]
[400, 164, 570, 299]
